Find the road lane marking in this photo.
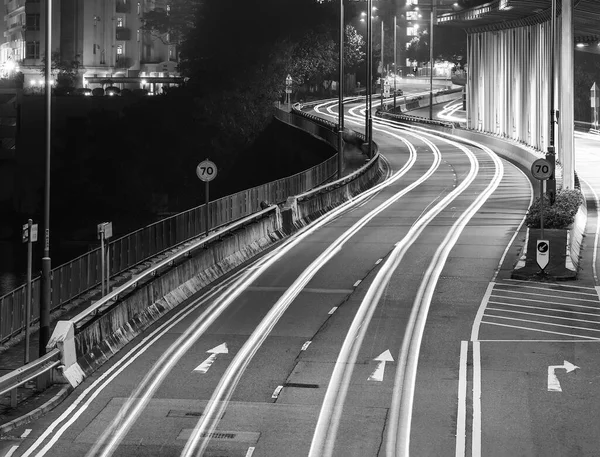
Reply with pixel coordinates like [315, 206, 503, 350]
[495, 283, 599, 296]
[455, 341, 468, 457]
[480, 321, 600, 340]
[246, 287, 353, 294]
[21, 429, 31, 438]
[367, 350, 394, 382]
[353, 280, 362, 287]
[328, 307, 338, 315]
[194, 343, 229, 374]
[488, 301, 600, 317]
[471, 282, 495, 341]
[301, 341, 312, 351]
[493, 289, 600, 303]
[548, 361, 579, 392]
[245, 447, 256, 457]
[375, 258, 383, 265]
[472, 341, 482, 457]
[486, 307, 600, 325]
[271, 386, 283, 399]
[490, 295, 600, 310]
[5, 446, 19, 457]
[484, 314, 600, 333]
[502, 278, 597, 290]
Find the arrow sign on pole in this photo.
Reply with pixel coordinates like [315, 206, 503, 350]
[194, 343, 228, 374]
[368, 350, 394, 382]
[547, 360, 579, 392]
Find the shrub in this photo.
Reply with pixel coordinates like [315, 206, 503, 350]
[525, 188, 584, 229]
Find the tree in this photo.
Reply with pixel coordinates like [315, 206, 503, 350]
[343, 25, 366, 73]
[140, 0, 197, 46]
[289, 29, 337, 89]
[39, 51, 80, 89]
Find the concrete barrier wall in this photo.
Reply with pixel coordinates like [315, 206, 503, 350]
[568, 203, 587, 271]
[74, 210, 285, 376]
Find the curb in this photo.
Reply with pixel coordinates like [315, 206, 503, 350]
[0, 385, 72, 435]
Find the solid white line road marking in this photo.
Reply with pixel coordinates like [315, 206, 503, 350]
[194, 343, 228, 374]
[375, 258, 383, 265]
[472, 341, 481, 457]
[353, 280, 362, 287]
[328, 307, 338, 315]
[480, 321, 600, 339]
[245, 447, 256, 457]
[271, 386, 283, 399]
[21, 429, 32, 438]
[301, 341, 312, 351]
[367, 350, 394, 382]
[5, 446, 20, 457]
[455, 341, 468, 457]
[471, 282, 495, 341]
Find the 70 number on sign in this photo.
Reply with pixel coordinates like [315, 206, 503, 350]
[196, 160, 217, 182]
[531, 158, 553, 180]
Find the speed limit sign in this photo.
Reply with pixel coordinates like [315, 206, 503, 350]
[196, 159, 217, 182]
[531, 158, 553, 180]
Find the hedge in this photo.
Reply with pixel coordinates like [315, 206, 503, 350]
[525, 189, 584, 229]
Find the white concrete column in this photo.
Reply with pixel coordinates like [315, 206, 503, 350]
[559, 0, 575, 189]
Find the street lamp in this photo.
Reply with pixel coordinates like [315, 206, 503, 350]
[338, 0, 344, 179]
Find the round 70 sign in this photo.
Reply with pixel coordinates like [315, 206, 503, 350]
[531, 158, 553, 180]
[196, 159, 217, 182]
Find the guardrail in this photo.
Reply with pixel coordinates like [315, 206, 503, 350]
[0, 110, 338, 345]
[0, 348, 60, 408]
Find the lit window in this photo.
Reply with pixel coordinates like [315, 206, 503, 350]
[116, 17, 124, 27]
[117, 44, 123, 55]
[407, 26, 419, 36]
[406, 0, 418, 5]
[406, 11, 419, 20]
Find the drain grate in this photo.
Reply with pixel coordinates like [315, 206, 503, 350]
[167, 410, 204, 418]
[283, 382, 319, 388]
[177, 430, 260, 443]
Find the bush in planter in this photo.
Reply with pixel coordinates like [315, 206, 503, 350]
[525, 189, 584, 229]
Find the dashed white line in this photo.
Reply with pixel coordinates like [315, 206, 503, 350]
[245, 446, 256, 457]
[328, 307, 338, 315]
[353, 280, 362, 287]
[301, 341, 312, 351]
[21, 429, 31, 438]
[375, 258, 383, 265]
[271, 385, 283, 399]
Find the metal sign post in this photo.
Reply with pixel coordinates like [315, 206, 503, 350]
[22, 219, 38, 364]
[97, 222, 113, 297]
[531, 158, 553, 272]
[196, 159, 218, 237]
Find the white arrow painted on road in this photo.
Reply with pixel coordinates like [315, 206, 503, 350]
[194, 343, 228, 374]
[367, 350, 394, 382]
[548, 360, 579, 392]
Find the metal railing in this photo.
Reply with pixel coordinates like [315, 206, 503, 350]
[0, 348, 60, 408]
[0, 110, 339, 344]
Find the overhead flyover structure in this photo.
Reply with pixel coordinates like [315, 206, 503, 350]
[437, 0, 600, 190]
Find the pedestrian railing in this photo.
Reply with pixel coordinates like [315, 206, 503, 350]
[0, 109, 339, 344]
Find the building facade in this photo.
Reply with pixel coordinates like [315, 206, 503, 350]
[1, 0, 179, 91]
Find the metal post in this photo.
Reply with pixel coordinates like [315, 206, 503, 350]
[429, 2, 435, 120]
[106, 240, 110, 294]
[338, 0, 344, 179]
[366, 0, 372, 156]
[540, 180, 545, 240]
[24, 219, 32, 365]
[393, 15, 397, 112]
[380, 19, 384, 110]
[100, 228, 105, 297]
[40, 0, 52, 358]
[205, 181, 210, 237]
[546, 0, 557, 203]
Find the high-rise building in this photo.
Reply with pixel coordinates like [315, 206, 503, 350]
[1, 0, 180, 91]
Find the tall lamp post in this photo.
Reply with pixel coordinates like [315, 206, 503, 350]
[546, 0, 557, 204]
[366, 0, 373, 157]
[40, 0, 52, 358]
[338, 0, 344, 178]
[380, 19, 384, 110]
[393, 15, 397, 112]
[429, 0, 436, 120]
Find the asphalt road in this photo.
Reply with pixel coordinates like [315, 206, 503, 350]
[2, 96, 541, 457]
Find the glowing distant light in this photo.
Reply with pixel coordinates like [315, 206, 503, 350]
[576, 43, 586, 48]
[141, 79, 147, 85]
[361, 11, 366, 16]
[30, 80, 36, 85]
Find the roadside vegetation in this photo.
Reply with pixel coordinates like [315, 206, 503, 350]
[525, 189, 584, 229]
